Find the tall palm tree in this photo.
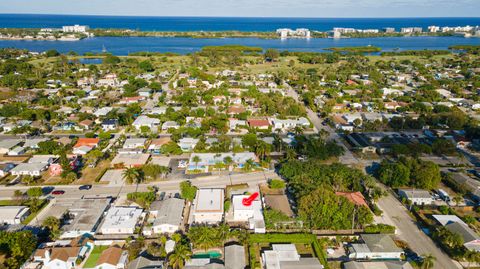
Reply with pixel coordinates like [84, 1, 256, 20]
[223, 156, 233, 171]
[168, 244, 192, 269]
[123, 167, 142, 192]
[192, 155, 202, 170]
[421, 254, 436, 269]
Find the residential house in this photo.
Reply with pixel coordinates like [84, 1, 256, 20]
[262, 244, 323, 269]
[145, 198, 185, 235]
[191, 189, 224, 224]
[99, 207, 143, 235]
[0, 139, 22, 154]
[231, 193, 266, 233]
[270, 117, 310, 131]
[247, 118, 270, 130]
[148, 137, 171, 154]
[132, 116, 161, 132]
[73, 138, 100, 155]
[161, 121, 180, 131]
[433, 215, 480, 252]
[102, 119, 118, 131]
[95, 246, 128, 269]
[11, 162, 48, 176]
[398, 189, 433, 205]
[0, 206, 30, 225]
[348, 234, 404, 260]
[178, 138, 199, 152]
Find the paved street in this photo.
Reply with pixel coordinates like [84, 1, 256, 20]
[377, 190, 462, 269]
[0, 170, 275, 200]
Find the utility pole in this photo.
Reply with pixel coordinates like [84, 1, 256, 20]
[351, 205, 357, 234]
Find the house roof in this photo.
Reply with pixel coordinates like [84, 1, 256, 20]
[247, 118, 270, 127]
[343, 261, 413, 269]
[224, 245, 246, 269]
[97, 246, 123, 266]
[50, 247, 80, 262]
[128, 256, 163, 269]
[151, 198, 185, 227]
[360, 234, 403, 253]
[445, 222, 480, 244]
[335, 192, 368, 207]
[150, 137, 171, 146]
[74, 138, 99, 148]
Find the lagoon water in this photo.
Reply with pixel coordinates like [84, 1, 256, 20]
[1, 36, 479, 56]
[0, 14, 479, 55]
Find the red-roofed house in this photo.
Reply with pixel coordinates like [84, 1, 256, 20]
[247, 118, 270, 130]
[335, 191, 368, 207]
[73, 138, 100, 155]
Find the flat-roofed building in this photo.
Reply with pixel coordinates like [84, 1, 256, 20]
[231, 194, 265, 233]
[262, 244, 323, 269]
[0, 206, 30, 225]
[191, 189, 224, 224]
[61, 198, 111, 239]
[99, 207, 143, 235]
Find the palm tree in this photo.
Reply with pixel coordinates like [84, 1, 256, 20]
[223, 156, 233, 171]
[243, 158, 255, 172]
[421, 254, 436, 269]
[192, 155, 202, 170]
[123, 167, 142, 192]
[168, 244, 192, 269]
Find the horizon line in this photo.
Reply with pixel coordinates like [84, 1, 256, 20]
[1, 13, 480, 19]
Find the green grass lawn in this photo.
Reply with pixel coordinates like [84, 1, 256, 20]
[83, 245, 109, 268]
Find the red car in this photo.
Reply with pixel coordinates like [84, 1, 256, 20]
[51, 190, 65, 195]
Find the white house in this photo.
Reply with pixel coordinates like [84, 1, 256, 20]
[398, 189, 433, 205]
[232, 194, 266, 233]
[99, 207, 143, 235]
[270, 117, 310, 131]
[191, 189, 224, 224]
[0, 206, 30, 225]
[132, 116, 161, 132]
[348, 234, 404, 260]
[10, 162, 48, 176]
[178, 138, 199, 152]
[145, 198, 185, 235]
[262, 244, 323, 269]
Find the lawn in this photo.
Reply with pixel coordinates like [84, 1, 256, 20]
[83, 245, 109, 268]
[77, 159, 111, 184]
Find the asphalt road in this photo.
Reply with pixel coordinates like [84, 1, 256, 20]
[0, 170, 275, 200]
[377, 190, 462, 269]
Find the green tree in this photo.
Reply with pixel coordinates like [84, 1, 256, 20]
[26, 187, 42, 198]
[168, 244, 192, 269]
[180, 181, 197, 202]
[421, 254, 436, 269]
[123, 167, 142, 192]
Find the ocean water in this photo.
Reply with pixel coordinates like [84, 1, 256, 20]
[0, 14, 479, 55]
[0, 14, 479, 32]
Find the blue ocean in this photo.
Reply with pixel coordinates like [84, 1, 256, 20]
[0, 14, 479, 55]
[0, 14, 479, 32]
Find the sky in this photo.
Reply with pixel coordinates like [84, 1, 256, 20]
[0, 0, 479, 17]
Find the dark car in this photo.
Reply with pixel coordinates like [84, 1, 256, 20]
[52, 190, 65, 195]
[79, 185, 92, 190]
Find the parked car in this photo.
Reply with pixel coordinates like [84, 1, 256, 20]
[52, 190, 65, 195]
[79, 185, 92, 190]
[178, 160, 187, 168]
